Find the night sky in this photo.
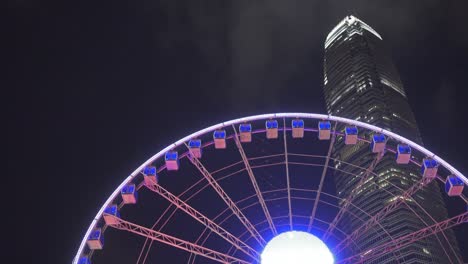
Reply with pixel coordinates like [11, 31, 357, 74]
[8, 1, 468, 263]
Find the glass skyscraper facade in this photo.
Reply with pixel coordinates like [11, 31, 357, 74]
[323, 16, 461, 263]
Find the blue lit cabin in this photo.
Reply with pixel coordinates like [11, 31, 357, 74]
[265, 120, 278, 139]
[103, 204, 120, 225]
[78, 257, 91, 264]
[213, 130, 226, 149]
[344, 126, 358, 145]
[396, 144, 411, 164]
[318, 121, 331, 140]
[239, 124, 252, 143]
[165, 151, 179, 171]
[188, 139, 202, 158]
[87, 229, 104, 250]
[121, 184, 137, 204]
[445, 175, 464, 196]
[370, 134, 386, 153]
[143, 166, 158, 185]
[292, 119, 304, 138]
[421, 159, 438, 179]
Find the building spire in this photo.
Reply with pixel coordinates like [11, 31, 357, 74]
[325, 15, 382, 49]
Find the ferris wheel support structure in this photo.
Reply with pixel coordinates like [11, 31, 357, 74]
[144, 182, 259, 261]
[322, 152, 382, 241]
[105, 214, 250, 264]
[232, 124, 278, 236]
[187, 149, 267, 246]
[308, 121, 337, 232]
[334, 176, 433, 254]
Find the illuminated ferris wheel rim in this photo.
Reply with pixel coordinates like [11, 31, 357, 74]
[73, 112, 467, 263]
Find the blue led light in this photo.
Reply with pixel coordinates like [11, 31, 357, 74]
[373, 134, 385, 142]
[143, 166, 156, 176]
[345, 126, 358, 135]
[78, 257, 91, 264]
[319, 121, 331, 130]
[213, 130, 226, 139]
[165, 151, 178, 160]
[292, 119, 304, 128]
[121, 184, 135, 194]
[424, 159, 438, 168]
[266, 120, 278, 129]
[104, 205, 117, 215]
[89, 230, 101, 239]
[398, 144, 411, 154]
[188, 139, 201, 148]
[449, 176, 464, 186]
[239, 124, 252, 133]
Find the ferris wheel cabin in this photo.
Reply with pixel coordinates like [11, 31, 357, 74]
[103, 204, 120, 225]
[371, 134, 386, 153]
[87, 229, 104, 250]
[266, 120, 279, 139]
[188, 139, 202, 158]
[422, 159, 439, 180]
[165, 151, 179, 171]
[121, 184, 138, 204]
[396, 144, 411, 164]
[143, 166, 158, 185]
[213, 130, 226, 149]
[318, 121, 331, 140]
[445, 175, 464, 196]
[344, 126, 358, 145]
[239, 124, 252, 143]
[292, 119, 305, 138]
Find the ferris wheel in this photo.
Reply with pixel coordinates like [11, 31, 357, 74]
[73, 113, 468, 264]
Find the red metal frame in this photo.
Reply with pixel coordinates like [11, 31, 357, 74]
[144, 182, 259, 261]
[334, 177, 433, 254]
[187, 152, 267, 246]
[322, 152, 382, 241]
[232, 124, 278, 236]
[308, 122, 337, 231]
[105, 214, 250, 264]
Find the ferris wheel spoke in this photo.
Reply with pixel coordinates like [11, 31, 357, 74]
[137, 204, 176, 264]
[322, 153, 382, 241]
[336, 212, 468, 264]
[186, 146, 267, 246]
[333, 176, 433, 254]
[400, 201, 457, 264]
[282, 118, 293, 231]
[315, 159, 450, 261]
[232, 124, 278, 236]
[328, 157, 452, 255]
[104, 214, 249, 264]
[144, 182, 259, 261]
[307, 121, 337, 232]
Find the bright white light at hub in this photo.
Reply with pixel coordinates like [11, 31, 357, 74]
[261, 231, 334, 264]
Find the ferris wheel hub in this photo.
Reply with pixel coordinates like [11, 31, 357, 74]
[261, 231, 334, 264]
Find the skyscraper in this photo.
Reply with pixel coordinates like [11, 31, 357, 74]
[323, 16, 461, 263]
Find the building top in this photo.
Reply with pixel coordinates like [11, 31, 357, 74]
[325, 15, 382, 49]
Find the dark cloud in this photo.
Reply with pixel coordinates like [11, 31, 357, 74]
[139, 0, 467, 111]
